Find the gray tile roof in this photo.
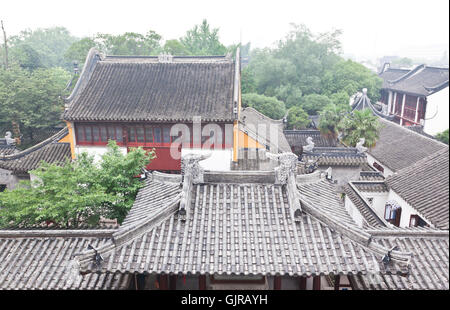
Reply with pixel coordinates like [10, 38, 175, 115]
[368, 118, 447, 172]
[344, 183, 387, 228]
[0, 230, 130, 290]
[0, 128, 71, 174]
[78, 171, 411, 278]
[239, 107, 291, 153]
[359, 171, 385, 181]
[64, 52, 236, 122]
[379, 65, 449, 97]
[283, 130, 338, 150]
[385, 148, 449, 230]
[302, 147, 368, 167]
[379, 68, 411, 89]
[351, 229, 449, 290]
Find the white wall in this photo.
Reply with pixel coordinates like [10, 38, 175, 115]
[386, 189, 434, 228]
[75, 145, 128, 163]
[181, 148, 233, 171]
[424, 86, 449, 136]
[359, 191, 390, 220]
[366, 153, 394, 177]
[344, 195, 366, 228]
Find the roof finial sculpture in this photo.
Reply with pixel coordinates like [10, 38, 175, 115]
[267, 152, 298, 184]
[181, 153, 211, 184]
[4, 131, 15, 146]
[356, 138, 368, 153]
[303, 136, 314, 152]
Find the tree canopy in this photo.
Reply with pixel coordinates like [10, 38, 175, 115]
[0, 65, 70, 146]
[0, 141, 154, 228]
[435, 129, 449, 144]
[242, 24, 383, 117]
[242, 93, 287, 120]
[286, 105, 310, 130]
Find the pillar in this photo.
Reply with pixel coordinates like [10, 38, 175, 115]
[299, 277, 307, 290]
[274, 276, 282, 290]
[415, 97, 420, 124]
[400, 94, 406, 126]
[159, 274, 168, 290]
[169, 274, 177, 290]
[199, 275, 207, 290]
[334, 275, 340, 290]
[313, 276, 321, 290]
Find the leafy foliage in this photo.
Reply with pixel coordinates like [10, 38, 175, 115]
[338, 109, 382, 147]
[2, 27, 78, 70]
[318, 103, 351, 138]
[0, 141, 154, 228]
[287, 106, 309, 129]
[435, 129, 449, 144]
[179, 19, 227, 56]
[242, 93, 286, 120]
[0, 65, 70, 144]
[244, 24, 382, 116]
[298, 94, 333, 115]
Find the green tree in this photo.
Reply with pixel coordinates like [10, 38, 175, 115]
[0, 141, 154, 228]
[5, 27, 77, 70]
[287, 106, 309, 129]
[298, 94, 332, 115]
[0, 65, 71, 145]
[242, 93, 286, 119]
[179, 19, 227, 55]
[96, 31, 162, 55]
[435, 129, 449, 144]
[318, 103, 350, 138]
[64, 37, 97, 67]
[321, 59, 383, 102]
[163, 39, 187, 56]
[338, 109, 382, 147]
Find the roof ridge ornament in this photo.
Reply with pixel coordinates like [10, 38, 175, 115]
[266, 152, 297, 185]
[303, 136, 314, 152]
[356, 138, 368, 153]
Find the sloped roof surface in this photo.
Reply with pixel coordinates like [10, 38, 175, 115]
[0, 230, 130, 290]
[283, 130, 338, 148]
[64, 55, 236, 122]
[239, 107, 291, 153]
[0, 128, 71, 174]
[351, 229, 449, 290]
[380, 66, 449, 96]
[385, 148, 449, 229]
[78, 171, 411, 278]
[368, 118, 447, 172]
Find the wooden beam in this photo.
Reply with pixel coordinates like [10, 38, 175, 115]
[169, 274, 177, 290]
[159, 274, 168, 290]
[199, 275, 207, 290]
[313, 276, 321, 290]
[274, 276, 282, 290]
[299, 277, 307, 290]
[334, 275, 340, 291]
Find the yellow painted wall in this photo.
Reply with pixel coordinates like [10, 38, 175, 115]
[62, 121, 76, 159]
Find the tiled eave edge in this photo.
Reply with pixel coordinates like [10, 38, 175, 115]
[348, 181, 390, 227]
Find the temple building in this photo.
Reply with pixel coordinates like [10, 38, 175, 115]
[63, 48, 286, 173]
[378, 64, 449, 135]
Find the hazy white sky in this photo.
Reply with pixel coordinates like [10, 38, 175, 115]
[1, 0, 449, 61]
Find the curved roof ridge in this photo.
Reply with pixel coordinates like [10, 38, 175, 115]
[0, 127, 68, 161]
[388, 64, 426, 84]
[299, 195, 411, 265]
[242, 106, 284, 123]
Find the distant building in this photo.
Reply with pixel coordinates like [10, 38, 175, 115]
[378, 64, 449, 135]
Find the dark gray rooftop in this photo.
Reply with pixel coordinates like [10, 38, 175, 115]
[379, 65, 449, 97]
[0, 128, 71, 174]
[368, 118, 447, 172]
[64, 50, 237, 122]
[385, 148, 449, 230]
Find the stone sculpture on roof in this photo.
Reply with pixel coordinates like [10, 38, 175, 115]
[303, 136, 315, 152]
